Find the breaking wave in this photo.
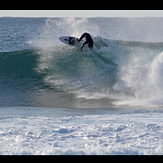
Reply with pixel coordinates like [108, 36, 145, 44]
[1, 37, 163, 107]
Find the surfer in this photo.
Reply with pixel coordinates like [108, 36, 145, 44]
[77, 33, 93, 52]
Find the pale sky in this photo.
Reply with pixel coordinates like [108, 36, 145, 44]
[0, 10, 163, 17]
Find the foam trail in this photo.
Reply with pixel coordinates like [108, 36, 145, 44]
[29, 18, 100, 49]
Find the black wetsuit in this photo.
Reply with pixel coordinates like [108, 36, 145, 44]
[78, 33, 93, 50]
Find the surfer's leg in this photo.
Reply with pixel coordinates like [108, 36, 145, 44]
[78, 33, 85, 42]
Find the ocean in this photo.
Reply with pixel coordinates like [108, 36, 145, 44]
[1, 17, 163, 154]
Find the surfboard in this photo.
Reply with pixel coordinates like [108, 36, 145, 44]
[59, 36, 85, 48]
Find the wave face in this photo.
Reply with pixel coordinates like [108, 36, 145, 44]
[2, 17, 163, 107]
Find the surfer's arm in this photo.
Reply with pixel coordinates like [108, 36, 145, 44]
[80, 41, 87, 51]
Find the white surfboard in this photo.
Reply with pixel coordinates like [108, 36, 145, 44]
[59, 36, 85, 49]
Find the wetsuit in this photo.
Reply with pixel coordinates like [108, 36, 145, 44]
[78, 33, 93, 50]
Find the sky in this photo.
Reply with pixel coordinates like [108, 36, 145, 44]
[0, 10, 163, 17]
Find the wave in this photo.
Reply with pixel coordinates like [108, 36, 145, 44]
[1, 37, 163, 107]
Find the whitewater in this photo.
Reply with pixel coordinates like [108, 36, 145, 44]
[1, 17, 163, 154]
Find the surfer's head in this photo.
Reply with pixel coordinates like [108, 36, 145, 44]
[88, 42, 93, 49]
